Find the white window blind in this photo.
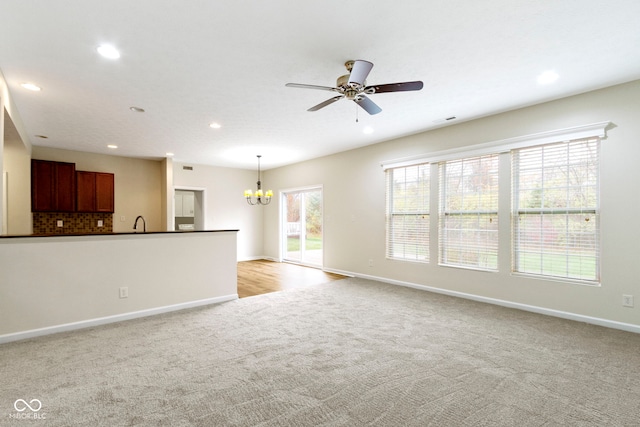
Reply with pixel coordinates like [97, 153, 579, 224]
[512, 138, 600, 282]
[439, 154, 499, 270]
[385, 164, 429, 262]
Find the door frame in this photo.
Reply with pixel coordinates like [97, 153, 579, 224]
[172, 186, 207, 231]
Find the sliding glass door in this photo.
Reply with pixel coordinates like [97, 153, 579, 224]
[283, 187, 323, 267]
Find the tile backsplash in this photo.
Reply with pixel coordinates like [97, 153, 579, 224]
[33, 212, 113, 235]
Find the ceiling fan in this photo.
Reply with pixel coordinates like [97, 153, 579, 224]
[285, 60, 423, 115]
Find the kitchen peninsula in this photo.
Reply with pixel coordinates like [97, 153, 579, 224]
[0, 230, 238, 343]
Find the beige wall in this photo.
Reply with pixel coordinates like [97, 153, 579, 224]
[2, 112, 32, 234]
[1, 71, 32, 235]
[0, 107, 3, 234]
[161, 157, 173, 231]
[173, 162, 263, 260]
[262, 80, 640, 330]
[32, 147, 163, 233]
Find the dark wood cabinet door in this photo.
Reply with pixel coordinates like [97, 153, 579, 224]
[76, 171, 114, 212]
[76, 171, 96, 212]
[31, 160, 56, 211]
[95, 173, 114, 212]
[31, 159, 76, 212]
[55, 162, 76, 211]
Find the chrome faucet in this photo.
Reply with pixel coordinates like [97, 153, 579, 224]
[133, 215, 146, 233]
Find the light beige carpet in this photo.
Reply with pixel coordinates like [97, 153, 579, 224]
[1, 278, 640, 426]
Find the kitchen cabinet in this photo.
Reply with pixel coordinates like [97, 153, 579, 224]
[175, 190, 195, 217]
[95, 173, 115, 212]
[175, 193, 183, 217]
[31, 159, 76, 212]
[76, 171, 114, 213]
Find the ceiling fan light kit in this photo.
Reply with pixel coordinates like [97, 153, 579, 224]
[286, 59, 423, 115]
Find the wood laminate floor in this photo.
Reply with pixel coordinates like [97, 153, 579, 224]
[237, 259, 347, 298]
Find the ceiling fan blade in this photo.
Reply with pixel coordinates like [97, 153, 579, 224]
[308, 95, 344, 112]
[354, 95, 382, 115]
[286, 83, 341, 92]
[365, 81, 424, 94]
[348, 60, 374, 86]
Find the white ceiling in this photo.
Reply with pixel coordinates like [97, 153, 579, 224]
[2, 0, 640, 170]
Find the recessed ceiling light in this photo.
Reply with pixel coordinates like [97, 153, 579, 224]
[21, 83, 41, 91]
[129, 106, 145, 113]
[209, 122, 222, 129]
[363, 126, 374, 134]
[537, 70, 559, 85]
[107, 145, 118, 149]
[166, 152, 174, 157]
[97, 44, 120, 59]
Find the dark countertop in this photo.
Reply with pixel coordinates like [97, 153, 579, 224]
[0, 230, 239, 239]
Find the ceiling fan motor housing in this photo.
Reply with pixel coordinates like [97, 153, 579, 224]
[337, 73, 361, 89]
[337, 74, 365, 101]
[345, 88, 359, 100]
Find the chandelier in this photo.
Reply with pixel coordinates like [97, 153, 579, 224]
[244, 155, 273, 205]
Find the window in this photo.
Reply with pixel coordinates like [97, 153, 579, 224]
[381, 121, 608, 281]
[439, 154, 499, 270]
[385, 164, 429, 262]
[512, 138, 600, 282]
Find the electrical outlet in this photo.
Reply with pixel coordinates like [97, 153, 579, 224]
[119, 287, 129, 299]
[97, 220, 104, 227]
[56, 220, 63, 227]
[622, 294, 634, 307]
[368, 259, 374, 267]
[120, 215, 126, 222]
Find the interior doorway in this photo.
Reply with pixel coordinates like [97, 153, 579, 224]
[173, 188, 205, 231]
[282, 187, 323, 267]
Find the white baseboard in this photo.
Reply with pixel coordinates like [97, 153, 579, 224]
[322, 267, 355, 277]
[237, 255, 265, 262]
[335, 270, 640, 334]
[0, 294, 238, 344]
[237, 256, 282, 262]
[242, 258, 353, 275]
